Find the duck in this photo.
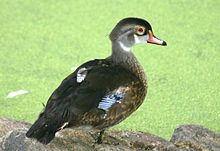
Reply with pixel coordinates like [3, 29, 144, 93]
[26, 17, 167, 144]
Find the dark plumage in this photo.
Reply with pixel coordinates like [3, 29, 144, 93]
[26, 17, 167, 144]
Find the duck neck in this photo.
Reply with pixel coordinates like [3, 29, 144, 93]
[108, 42, 147, 88]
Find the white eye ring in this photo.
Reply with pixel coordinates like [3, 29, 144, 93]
[135, 26, 145, 35]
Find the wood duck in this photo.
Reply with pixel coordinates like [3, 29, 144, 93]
[26, 17, 167, 144]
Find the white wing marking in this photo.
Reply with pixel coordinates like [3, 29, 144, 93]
[77, 67, 87, 83]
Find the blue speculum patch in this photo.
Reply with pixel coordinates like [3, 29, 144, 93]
[98, 91, 124, 111]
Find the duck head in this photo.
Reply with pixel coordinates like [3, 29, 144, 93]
[110, 17, 167, 51]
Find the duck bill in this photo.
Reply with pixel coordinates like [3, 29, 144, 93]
[147, 30, 167, 46]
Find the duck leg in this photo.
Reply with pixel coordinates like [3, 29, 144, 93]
[96, 129, 105, 144]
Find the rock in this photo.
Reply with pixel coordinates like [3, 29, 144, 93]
[102, 130, 174, 150]
[94, 144, 134, 151]
[51, 128, 98, 151]
[0, 117, 96, 151]
[171, 125, 220, 151]
[1, 117, 220, 151]
[0, 117, 30, 138]
[0, 128, 58, 151]
[0, 127, 96, 151]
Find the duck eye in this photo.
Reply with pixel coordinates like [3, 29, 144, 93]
[135, 27, 145, 35]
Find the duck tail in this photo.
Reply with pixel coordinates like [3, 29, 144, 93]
[26, 115, 55, 144]
[26, 112, 69, 144]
